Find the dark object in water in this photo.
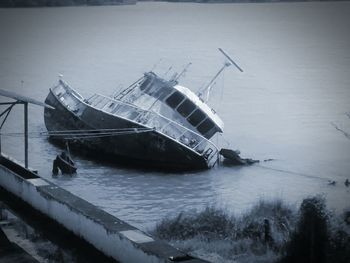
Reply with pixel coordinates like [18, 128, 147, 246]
[52, 151, 77, 175]
[344, 179, 349, 187]
[328, 180, 336, 186]
[219, 148, 259, 166]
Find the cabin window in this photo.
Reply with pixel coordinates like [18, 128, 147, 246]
[177, 99, 195, 118]
[205, 127, 218, 139]
[198, 118, 215, 135]
[141, 77, 172, 100]
[154, 86, 173, 100]
[187, 109, 206, 126]
[166, 91, 184, 109]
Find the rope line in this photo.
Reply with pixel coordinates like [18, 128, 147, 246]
[0, 127, 154, 139]
[256, 164, 329, 181]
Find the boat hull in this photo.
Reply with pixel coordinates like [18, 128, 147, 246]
[44, 90, 211, 171]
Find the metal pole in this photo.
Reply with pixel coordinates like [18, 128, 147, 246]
[24, 102, 28, 168]
[198, 63, 228, 102]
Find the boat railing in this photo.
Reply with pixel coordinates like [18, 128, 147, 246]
[52, 82, 218, 167]
[52, 84, 85, 116]
[86, 93, 218, 165]
[58, 79, 84, 100]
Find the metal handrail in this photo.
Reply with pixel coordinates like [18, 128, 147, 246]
[92, 94, 218, 149]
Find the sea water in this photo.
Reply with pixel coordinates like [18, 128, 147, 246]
[1, 1, 350, 230]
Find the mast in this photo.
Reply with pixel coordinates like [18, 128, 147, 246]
[198, 48, 243, 102]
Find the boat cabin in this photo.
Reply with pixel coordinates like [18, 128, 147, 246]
[116, 72, 224, 139]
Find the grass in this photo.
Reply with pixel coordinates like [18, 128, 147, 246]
[152, 197, 350, 263]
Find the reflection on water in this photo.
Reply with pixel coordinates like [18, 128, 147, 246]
[1, 2, 350, 230]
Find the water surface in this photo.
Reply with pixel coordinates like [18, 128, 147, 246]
[1, 2, 350, 230]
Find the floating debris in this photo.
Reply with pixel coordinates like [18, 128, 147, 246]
[52, 142, 77, 175]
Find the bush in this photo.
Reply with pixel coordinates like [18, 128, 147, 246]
[238, 200, 295, 244]
[280, 196, 329, 263]
[327, 209, 350, 263]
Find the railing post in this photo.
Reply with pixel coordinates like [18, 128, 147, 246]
[160, 121, 171, 132]
[145, 112, 157, 127]
[194, 139, 205, 152]
[24, 102, 28, 168]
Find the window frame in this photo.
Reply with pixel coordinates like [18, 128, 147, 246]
[176, 99, 196, 118]
[165, 91, 185, 109]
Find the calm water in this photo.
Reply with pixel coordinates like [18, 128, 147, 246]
[1, 2, 350, 230]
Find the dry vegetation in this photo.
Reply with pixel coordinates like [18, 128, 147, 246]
[152, 197, 350, 263]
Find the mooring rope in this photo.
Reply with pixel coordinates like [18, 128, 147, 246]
[61, 129, 153, 140]
[0, 127, 154, 139]
[256, 163, 330, 182]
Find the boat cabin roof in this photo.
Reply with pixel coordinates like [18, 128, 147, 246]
[172, 85, 224, 132]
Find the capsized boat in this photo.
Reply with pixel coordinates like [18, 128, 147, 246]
[44, 49, 242, 171]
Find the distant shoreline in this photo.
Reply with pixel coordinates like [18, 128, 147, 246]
[1, 0, 348, 8]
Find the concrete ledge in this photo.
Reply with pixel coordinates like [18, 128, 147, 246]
[0, 189, 117, 263]
[0, 227, 39, 263]
[0, 155, 208, 263]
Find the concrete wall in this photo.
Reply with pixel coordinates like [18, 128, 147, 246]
[0, 156, 207, 263]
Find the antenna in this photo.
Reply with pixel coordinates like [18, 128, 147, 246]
[218, 48, 243, 72]
[173, 62, 192, 82]
[163, 66, 173, 77]
[169, 72, 178, 82]
[151, 58, 163, 72]
[198, 48, 243, 102]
